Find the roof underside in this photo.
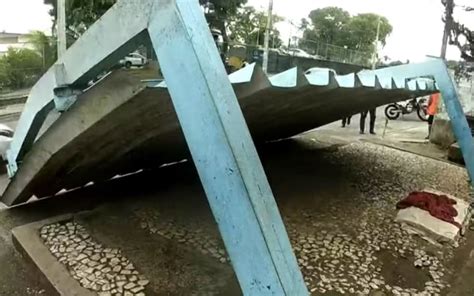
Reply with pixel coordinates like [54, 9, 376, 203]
[1, 64, 437, 205]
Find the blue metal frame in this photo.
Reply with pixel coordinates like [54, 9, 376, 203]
[7, 0, 472, 294]
[6, 0, 308, 294]
[6, 1, 154, 176]
[372, 58, 474, 185]
[147, 1, 307, 294]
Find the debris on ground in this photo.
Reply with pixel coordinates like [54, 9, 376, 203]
[396, 189, 471, 246]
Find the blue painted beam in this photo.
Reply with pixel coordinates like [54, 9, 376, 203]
[148, 1, 307, 295]
[373, 58, 474, 185]
[7, 0, 155, 176]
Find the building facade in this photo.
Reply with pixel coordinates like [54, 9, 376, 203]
[0, 32, 34, 56]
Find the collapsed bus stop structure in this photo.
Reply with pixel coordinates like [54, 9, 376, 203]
[1, 1, 473, 295]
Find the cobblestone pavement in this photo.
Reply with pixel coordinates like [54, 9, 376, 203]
[39, 140, 471, 295]
[41, 222, 149, 296]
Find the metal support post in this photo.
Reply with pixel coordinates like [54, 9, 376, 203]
[374, 58, 474, 185]
[57, 0, 67, 57]
[262, 0, 273, 73]
[148, 1, 307, 295]
[440, 0, 454, 59]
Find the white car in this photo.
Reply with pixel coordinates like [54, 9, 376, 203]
[288, 48, 315, 59]
[305, 67, 337, 76]
[119, 53, 147, 69]
[0, 124, 13, 161]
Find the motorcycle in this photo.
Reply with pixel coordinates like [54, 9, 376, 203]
[384, 97, 429, 121]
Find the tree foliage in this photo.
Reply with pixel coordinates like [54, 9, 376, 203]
[44, 0, 248, 53]
[44, 0, 116, 39]
[305, 7, 350, 45]
[227, 6, 283, 48]
[27, 31, 57, 69]
[0, 48, 43, 90]
[442, 0, 473, 61]
[299, 7, 392, 55]
[200, 0, 248, 51]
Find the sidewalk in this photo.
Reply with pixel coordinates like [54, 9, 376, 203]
[305, 109, 450, 163]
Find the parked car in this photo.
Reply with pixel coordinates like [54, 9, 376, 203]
[0, 124, 14, 161]
[288, 48, 315, 59]
[305, 67, 337, 76]
[119, 53, 147, 69]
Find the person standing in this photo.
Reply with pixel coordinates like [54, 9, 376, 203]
[426, 93, 440, 139]
[360, 108, 376, 134]
[342, 115, 352, 128]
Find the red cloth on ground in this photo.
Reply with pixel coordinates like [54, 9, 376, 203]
[396, 191, 461, 228]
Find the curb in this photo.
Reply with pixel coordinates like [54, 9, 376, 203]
[12, 214, 95, 296]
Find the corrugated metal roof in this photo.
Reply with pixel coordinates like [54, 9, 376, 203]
[1, 64, 437, 205]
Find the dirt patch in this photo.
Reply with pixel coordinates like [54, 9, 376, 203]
[377, 249, 430, 290]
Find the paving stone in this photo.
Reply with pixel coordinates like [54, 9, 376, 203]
[124, 282, 136, 290]
[110, 258, 121, 266]
[131, 285, 145, 293]
[116, 281, 126, 287]
[91, 254, 101, 261]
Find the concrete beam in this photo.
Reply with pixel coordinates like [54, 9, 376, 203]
[7, 0, 155, 172]
[1, 71, 145, 206]
[147, 1, 308, 294]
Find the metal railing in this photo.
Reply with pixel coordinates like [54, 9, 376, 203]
[297, 38, 372, 67]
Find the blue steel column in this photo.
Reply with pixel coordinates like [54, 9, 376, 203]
[148, 1, 307, 295]
[433, 64, 474, 183]
[373, 58, 474, 184]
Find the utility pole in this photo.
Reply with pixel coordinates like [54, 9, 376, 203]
[441, 0, 454, 59]
[371, 16, 381, 70]
[57, 0, 67, 58]
[42, 43, 46, 70]
[262, 0, 273, 73]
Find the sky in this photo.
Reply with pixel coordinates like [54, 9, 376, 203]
[248, 0, 474, 62]
[0, 0, 472, 62]
[0, 0, 52, 33]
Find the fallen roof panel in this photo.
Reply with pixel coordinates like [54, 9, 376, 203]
[1, 64, 437, 205]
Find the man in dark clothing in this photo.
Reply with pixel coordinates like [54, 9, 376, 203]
[360, 108, 376, 134]
[341, 116, 352, 128]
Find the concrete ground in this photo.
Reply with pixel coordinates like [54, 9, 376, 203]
[313, 106, 448, 161]
[0, 104, 473, 295]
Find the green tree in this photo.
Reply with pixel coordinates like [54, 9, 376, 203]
[305, 7, 350, 45]
[44, 0, 247, 52]
[343, 14, 392, 52]
[27, 31, 57, 69]
[0, 48, 43, 90]
[442, 0, 473, 61]
[200, 0, 248, 51]
[44, 0, 116, 40]
[0, 59, 9, 90]
[299, 7, 392, 58]
[228, 6, 283, 48]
